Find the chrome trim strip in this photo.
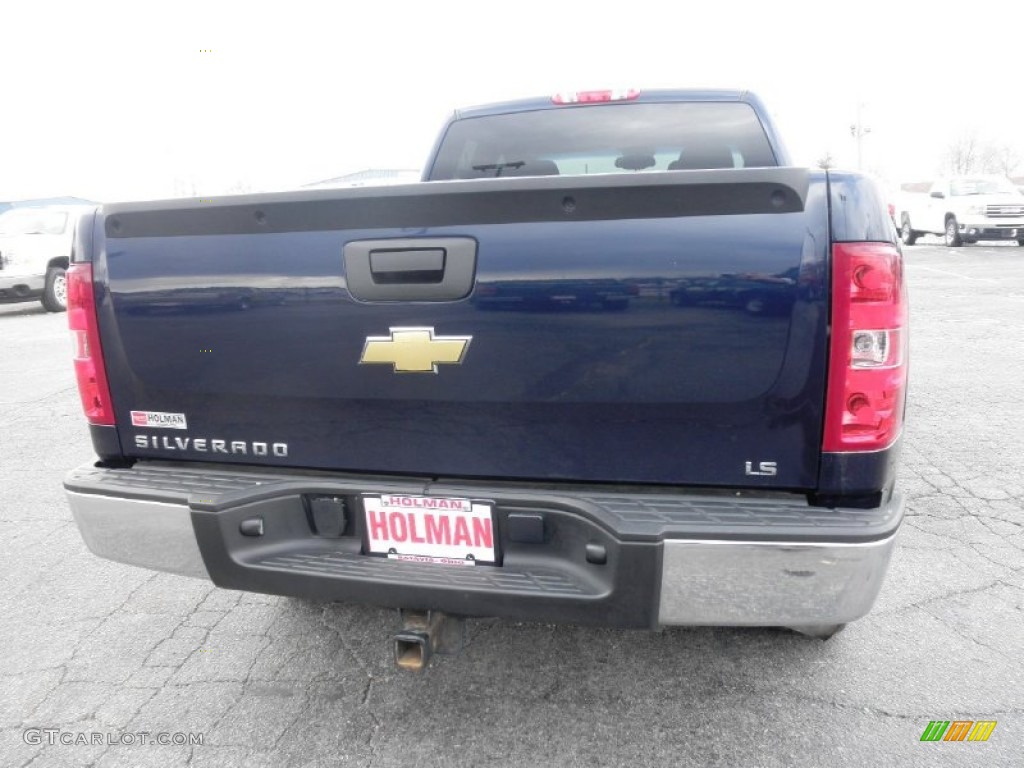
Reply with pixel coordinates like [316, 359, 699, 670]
[658, 530, 899, 627]
[66, 490, 209, 580]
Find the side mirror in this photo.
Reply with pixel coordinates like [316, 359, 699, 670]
[929, 190, 945, 199]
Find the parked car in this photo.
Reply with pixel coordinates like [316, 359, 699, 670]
[897, 176, 1024, 247]
[0, 205, 93, 311]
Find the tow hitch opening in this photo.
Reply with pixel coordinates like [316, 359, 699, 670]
[393, 609, 466, 671]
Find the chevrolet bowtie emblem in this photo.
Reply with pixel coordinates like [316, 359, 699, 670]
[359, 327, 472, 373]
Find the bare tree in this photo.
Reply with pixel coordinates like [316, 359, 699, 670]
[816, 152, 835, 170]
[172, 174, 198, 198]
[225, 179, 253, 195]
[980, 143, 1020, 176]
[942, 133, 1023, 177]
[944, 132, 980, 175]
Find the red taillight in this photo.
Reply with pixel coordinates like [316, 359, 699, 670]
[67, 264, 115, 426]
[552, 89, 640, 105]
[823, 242, 907, 452]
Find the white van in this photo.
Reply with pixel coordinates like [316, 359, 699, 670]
[0, 205, 92, 311]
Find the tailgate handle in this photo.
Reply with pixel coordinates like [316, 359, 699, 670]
[370, 248, 445, 284]
[344, 237, 477, 302]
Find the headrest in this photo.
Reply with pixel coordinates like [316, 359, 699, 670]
[504, 159, 560, 176]
[667, 147, 735, 171]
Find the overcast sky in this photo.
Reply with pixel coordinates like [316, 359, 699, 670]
[2, 0, 1023, 202]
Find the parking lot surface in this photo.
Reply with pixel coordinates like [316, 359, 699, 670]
[1, 242, 1022, 767]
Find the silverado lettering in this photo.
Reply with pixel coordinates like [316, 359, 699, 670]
[133, 435, 288, 457]
[64, 89, 907, 663]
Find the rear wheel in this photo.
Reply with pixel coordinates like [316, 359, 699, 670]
[944, 217, 962, 247]
[900, 215, 918, 245]
[41, 266, 67, 312]
[1018, 239, 1024, 246]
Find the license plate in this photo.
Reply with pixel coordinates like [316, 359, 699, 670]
[363, 494, 496, 565]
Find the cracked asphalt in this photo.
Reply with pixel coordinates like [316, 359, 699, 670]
[1, 241, 1022, 767]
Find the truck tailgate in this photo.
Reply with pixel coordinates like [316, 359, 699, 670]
[96, 169, 829, 488]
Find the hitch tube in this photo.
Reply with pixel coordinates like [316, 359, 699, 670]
[393, 610, 465, 671]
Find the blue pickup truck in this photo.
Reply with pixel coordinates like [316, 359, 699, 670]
[63, 89, 907, 665]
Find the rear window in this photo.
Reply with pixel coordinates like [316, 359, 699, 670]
[428, 101, 777, 181]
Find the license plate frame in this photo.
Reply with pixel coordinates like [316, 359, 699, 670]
[362, 494, 498, 566]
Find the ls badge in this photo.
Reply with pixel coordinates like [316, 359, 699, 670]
[360, 327, 471, 373]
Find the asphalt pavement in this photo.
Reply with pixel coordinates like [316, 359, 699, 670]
[1, 241, 1021, 767]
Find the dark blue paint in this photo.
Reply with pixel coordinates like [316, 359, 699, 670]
[96, 176, 832, 488]
[828, 170, 899, 244]
[80, 91, 882, 492]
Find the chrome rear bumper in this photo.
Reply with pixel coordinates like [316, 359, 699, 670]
[65, 461, 903, 630]
[68, 490, 208, 579]
[659, 533, 898, 627]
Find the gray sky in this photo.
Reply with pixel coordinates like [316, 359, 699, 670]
[3, 0, 1023, 202]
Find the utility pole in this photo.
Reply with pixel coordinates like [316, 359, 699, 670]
[850, 103, 871, 170]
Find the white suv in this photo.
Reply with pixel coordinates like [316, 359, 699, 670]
[0, 206, 92, 311]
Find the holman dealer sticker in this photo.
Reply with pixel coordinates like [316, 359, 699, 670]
[130, 411, 188, 430]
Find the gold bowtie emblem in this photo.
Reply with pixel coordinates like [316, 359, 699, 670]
[360, 327, 472, 373]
